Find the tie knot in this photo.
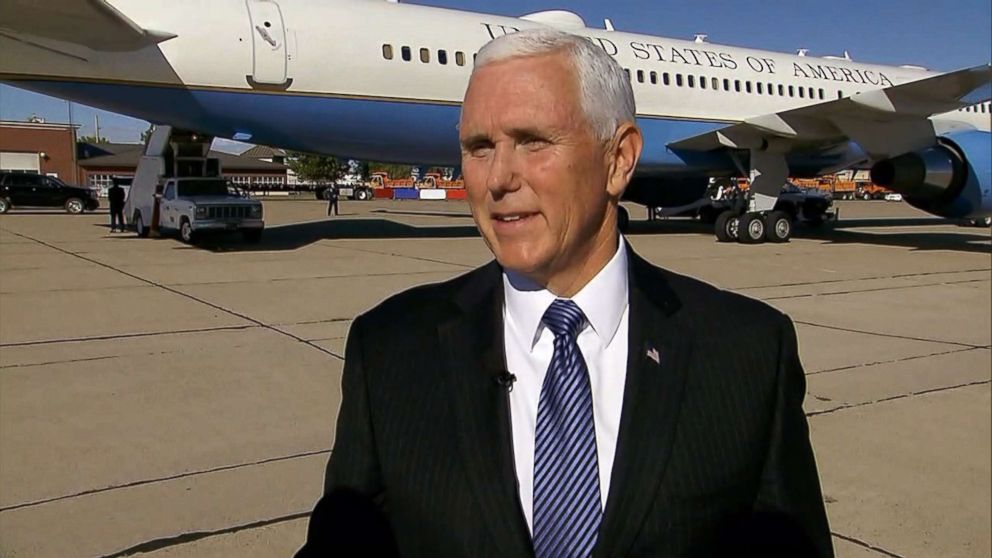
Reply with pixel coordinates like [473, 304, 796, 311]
[542, 299, 586, 339]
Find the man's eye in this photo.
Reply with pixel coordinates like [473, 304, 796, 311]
[521, 137, 549, 149]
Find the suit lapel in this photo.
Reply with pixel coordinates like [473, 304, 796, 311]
[438, 262, 533, 557]
[594, 250, 693, 558]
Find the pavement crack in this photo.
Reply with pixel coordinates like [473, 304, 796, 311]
[831, 531, 907, 558]
[794, 320, 986, 349]
[762, 277, 989, 301]
[96, 511, 311, 558]
[0, 325, 259, 349]
[737, 267, 990, 292]
[808, 346, 987, 376]
[2, 230, 343, 361]
[0, 449, 330, 513]
[807, 380, 991, 417]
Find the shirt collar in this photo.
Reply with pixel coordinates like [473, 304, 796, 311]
[503, 238, 629, 350]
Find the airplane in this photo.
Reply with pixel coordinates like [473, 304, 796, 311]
[1, 0, 990, 242]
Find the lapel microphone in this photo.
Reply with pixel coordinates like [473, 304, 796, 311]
[494, 371, 517, 392]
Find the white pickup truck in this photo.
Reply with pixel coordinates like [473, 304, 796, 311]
[133, 177, 264, 244]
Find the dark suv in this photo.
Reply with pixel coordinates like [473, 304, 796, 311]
[0, 172, 100, 214]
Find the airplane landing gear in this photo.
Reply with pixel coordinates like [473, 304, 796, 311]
[714, 209, 792, 244]
[714, 210, 739, 242]
[764, 210, 792, 243]
[739, 213, 766, 244]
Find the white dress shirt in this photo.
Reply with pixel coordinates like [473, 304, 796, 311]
[502, 240, 630, 533]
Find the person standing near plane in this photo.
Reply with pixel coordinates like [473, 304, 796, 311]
[299, 29, 832, 558]
[108, 179, 126, 232]
[326, 184, 340, 216]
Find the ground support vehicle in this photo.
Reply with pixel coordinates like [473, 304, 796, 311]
[125, 126, 264, 244]
[0, 172, 99, 214]
[314, 183, 374, 201]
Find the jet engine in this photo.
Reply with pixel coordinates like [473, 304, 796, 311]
[870, 131, 991, 219]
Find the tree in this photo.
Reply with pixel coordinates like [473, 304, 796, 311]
[79, 135, 109, 144]
[287, 151, 346, 184]
[368, 162, 414, 179]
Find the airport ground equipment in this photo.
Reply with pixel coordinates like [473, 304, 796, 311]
[125, 126, 264, 243]
[313, 183, 374, 201]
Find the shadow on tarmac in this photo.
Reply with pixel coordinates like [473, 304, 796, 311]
[626, 218, 991, 254]
[95, 215, 990, 254]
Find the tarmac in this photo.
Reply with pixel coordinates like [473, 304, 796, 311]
[0, 197, 989, 558]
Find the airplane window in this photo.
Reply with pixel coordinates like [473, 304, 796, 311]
[798, 87, 805, 98]
[650, 71, 658, 85]
[382, 44, 394, 60]
[401, 46, 411, 62]
[624, 68, 631, 80]
[745, 81, 752, 93]
[808, 87, 815, 98]
[676, 74, 684, 87]
[837, 90, 843, 99]
[982, 104, 987, 113]
[420, 48, 430, 63]
[637, 69, 645, 83]
[687, 75, 695, 88]
[699, 75, 707, 89]
[756, 82, 762, 94]
[768, 82, 774, 95]
[455, 51, 465, 66]
[712, 77, 719, 90]
[788, 85, 794, 97]
[438, 50, 448, 65]
[723, 78, 730, 91]
[663, 73, 671, 86]
[734, 80, 741, 92]
[778, 84, 785, 96]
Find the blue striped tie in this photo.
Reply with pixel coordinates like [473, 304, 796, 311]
[533, 299, 602, 558]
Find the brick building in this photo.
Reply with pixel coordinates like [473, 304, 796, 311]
[77, 142, 289, 196]
[0, 121, 80, 183]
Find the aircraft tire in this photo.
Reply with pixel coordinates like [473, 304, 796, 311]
[738, 213, 765, 244]
[764, 211, 792, 243]
[714, 211, 739, 242]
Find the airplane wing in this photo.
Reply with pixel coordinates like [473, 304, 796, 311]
[0, 0, 175, 52]
[670, 64, 992, 160]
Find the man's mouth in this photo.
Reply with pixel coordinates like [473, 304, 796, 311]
[493, 212, 537, 223]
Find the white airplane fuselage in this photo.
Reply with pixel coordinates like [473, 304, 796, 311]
[1, 0, 989, 206]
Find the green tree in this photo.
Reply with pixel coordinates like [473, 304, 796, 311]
[79, 134, 109, 144]
[368, 162, 414, 178]
[287, 151, 346, 184]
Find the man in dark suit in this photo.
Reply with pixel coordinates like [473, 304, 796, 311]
[299, 28, 832, 558]
[108, 179, 126, 232]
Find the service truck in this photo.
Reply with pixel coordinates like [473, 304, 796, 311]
[125, 126, 264, 244]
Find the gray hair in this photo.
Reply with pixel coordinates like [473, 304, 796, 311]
[473, 28, 636, 142]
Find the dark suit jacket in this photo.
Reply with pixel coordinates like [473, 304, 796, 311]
[299, 248, 833, 558]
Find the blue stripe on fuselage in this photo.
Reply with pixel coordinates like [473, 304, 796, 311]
[8, 80, 735, 169]
[6, 80, 867, 177]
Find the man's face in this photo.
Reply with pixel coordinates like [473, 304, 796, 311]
[459, 52, 621, 290]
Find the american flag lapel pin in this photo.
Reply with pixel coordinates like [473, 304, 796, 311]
[646, 347, 661, 365]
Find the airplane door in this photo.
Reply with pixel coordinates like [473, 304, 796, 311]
[246, 0, 289, 87]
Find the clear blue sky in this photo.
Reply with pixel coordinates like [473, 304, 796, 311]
[2, 0, 988, 144]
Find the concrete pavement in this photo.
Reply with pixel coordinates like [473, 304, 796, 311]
[1, 198, 989, 557]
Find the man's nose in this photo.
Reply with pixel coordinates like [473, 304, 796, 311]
[486, 144, 521, 196]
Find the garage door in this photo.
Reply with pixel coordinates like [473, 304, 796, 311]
[0, 152, 41, 172]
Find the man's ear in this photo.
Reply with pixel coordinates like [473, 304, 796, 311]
[605, 122, 643, 199]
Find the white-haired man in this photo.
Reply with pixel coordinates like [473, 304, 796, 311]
[299, 29, 833, 558]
